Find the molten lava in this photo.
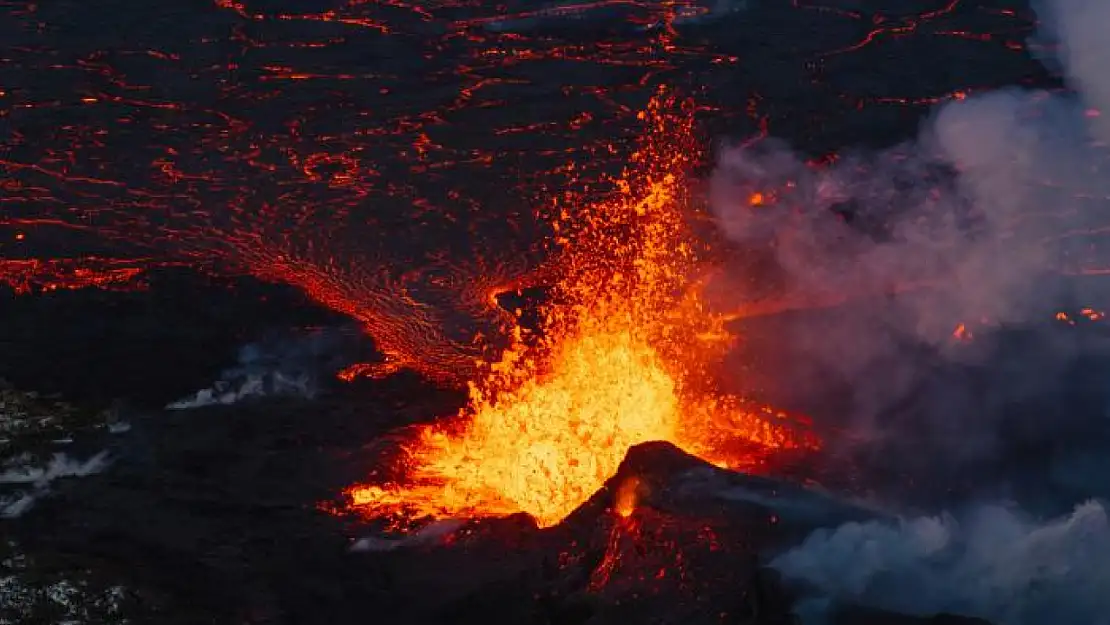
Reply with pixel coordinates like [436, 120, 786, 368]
[347, 90, 818, 529]
[613, 476, 642, 519]
[0, 257, 152, 294]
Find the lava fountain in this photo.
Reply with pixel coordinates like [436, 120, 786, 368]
[347, 90, 819, 529]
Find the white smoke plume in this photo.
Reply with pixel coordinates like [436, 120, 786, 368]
[0, 451, 111, 519]
[167, 368, 312, 411]
[772, 501, 1110, 625]
[166, 327, 363, 410]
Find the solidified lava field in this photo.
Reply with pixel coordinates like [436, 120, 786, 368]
[3, 1, 1110, 624]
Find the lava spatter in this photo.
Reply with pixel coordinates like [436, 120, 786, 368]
[346, 91, 819, 529]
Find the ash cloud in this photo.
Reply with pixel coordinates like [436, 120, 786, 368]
[707, 1, 1110, 620]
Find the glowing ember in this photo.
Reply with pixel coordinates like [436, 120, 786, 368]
[347, 90, 818, 529]
[952, 323, 973, 341]
[1055, 308, 1107, 325]
[613, 476, 642, 519]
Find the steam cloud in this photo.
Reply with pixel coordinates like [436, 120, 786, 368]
[0, 451, 111, 518]
[704, 0, 1110, 621]
[167, 327, 366, 410]
[771, 501, 1110, 625]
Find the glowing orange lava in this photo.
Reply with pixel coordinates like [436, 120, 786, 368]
[347, 90, 819, 529]
[613, 476, 642, 519]
[0, 257, 152, 294]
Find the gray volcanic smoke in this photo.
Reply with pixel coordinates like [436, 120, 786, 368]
[708, 0, 1110, 469]
[704, 0, 1110, 622]
[772, 500, 1110, 625]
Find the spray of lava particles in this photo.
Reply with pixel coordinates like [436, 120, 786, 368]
[347, 91, 819, 529]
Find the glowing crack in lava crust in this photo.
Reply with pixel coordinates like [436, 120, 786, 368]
[347, 91, 819, 528]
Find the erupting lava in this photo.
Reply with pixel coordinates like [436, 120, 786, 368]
[347, 91, 819, 529]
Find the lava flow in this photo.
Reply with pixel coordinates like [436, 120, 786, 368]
[0, 0, 1052, 389]
[347, 91, 819, 529]
[0, 257, 153, 295]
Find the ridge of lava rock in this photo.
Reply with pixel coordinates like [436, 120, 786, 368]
[559, 440, 880, 551]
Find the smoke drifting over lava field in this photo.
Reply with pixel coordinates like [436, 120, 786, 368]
[2, 0, 1110, 624]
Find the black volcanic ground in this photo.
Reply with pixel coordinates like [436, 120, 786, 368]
[0, 1, 1100, 624]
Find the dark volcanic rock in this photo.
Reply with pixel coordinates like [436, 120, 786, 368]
[0, 270, 348, 408]
[362, 443, 807, 625]
[4, 386, 463, 624]
[833, 605, 993, 624]
[563, 441, 881, 554]
[349, 442, 914, 625]
[5, 404, 995, 624]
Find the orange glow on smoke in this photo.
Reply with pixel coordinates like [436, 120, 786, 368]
[346, 90, 819, 529]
